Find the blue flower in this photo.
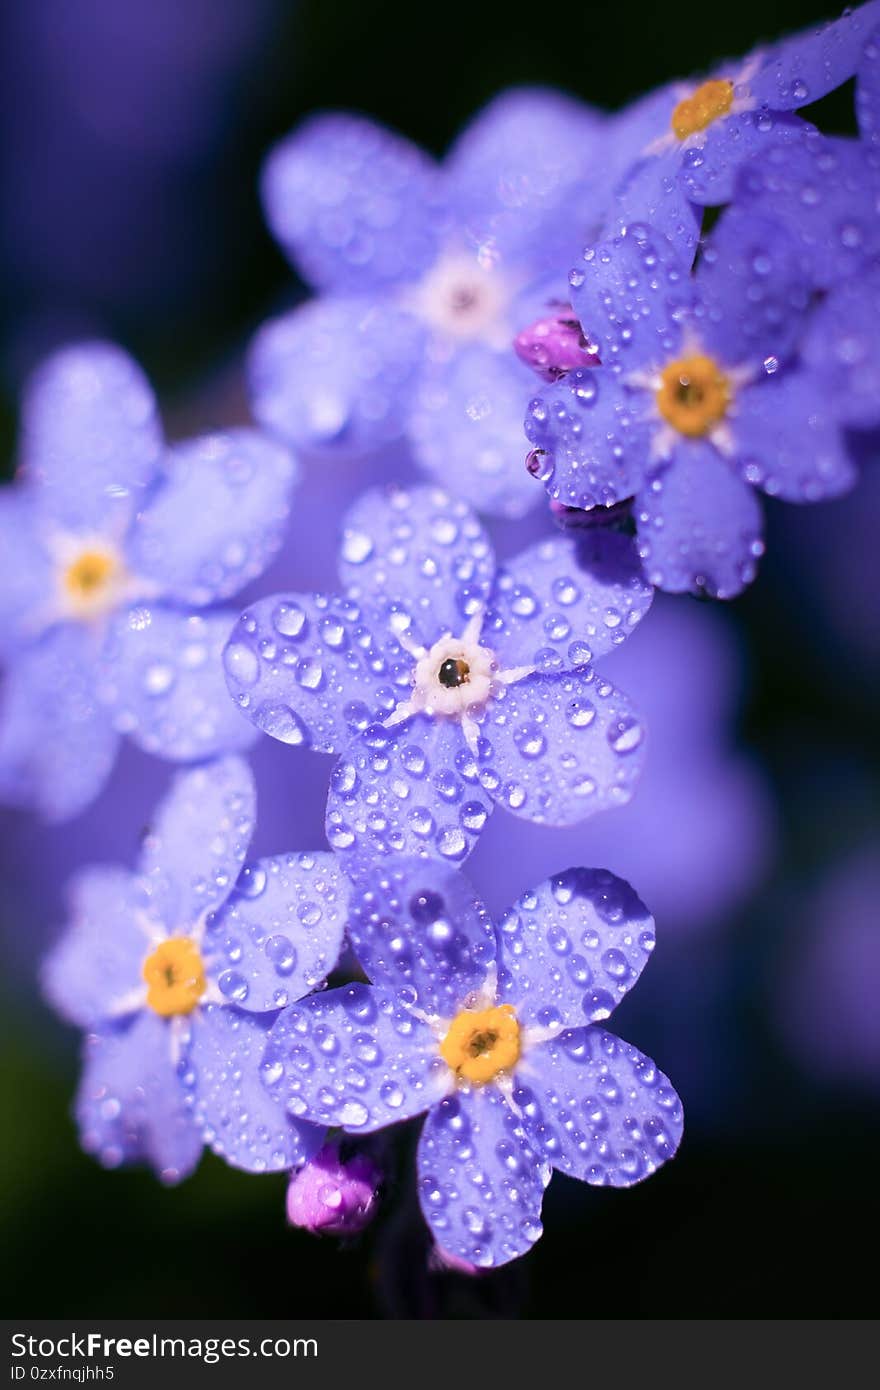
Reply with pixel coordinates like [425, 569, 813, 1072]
[250, 91, 637, 518]
[261, 857, 683, 1268]
[525, 216, 856, 598]
[42, 756, 348, 1182]
[0, 342, 298, 820]
[609, 1, 880, 212]
[223, 484, 652, 865]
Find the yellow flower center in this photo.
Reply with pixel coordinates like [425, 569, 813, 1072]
[439, 1004, 520, 1085]
[62, 547, 122, 616]
[671, 79, 735, 140]
[143, 938, 206, 1017]
[656, 354, 731, 437]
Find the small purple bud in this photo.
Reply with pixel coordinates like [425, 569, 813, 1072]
[286, 1143, 381, 1237]
[514, 308, 600, 382]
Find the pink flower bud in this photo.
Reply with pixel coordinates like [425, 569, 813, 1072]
[514, 309, 599, 382]
[286, 1144, 381, 1237]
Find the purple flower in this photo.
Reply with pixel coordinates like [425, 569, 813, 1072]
[223, 484, 652, 865]
[525, 217, 855, 598]
[286, 1142, 382, 1236]
[42, 756, 348, 1182]
[609, 2, 880, 210]
[261, 857, 683, 1268]
[0, 341, 297, 820]
[250, 91, 634, 518]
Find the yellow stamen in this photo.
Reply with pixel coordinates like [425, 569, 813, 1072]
[656, 353, 731, 437]
[440, 1004, 520, 1084]
[143, 938, 206, 1017]
[671, 79, 735, 140]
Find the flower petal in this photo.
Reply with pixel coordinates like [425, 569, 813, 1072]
[42, 865, 148, 1029]
[183, 1005, 324, 1173]
[515, 1027, 683, 1186]
[635, 444, 764, 598]
[801, 270, 880, 429]
[261, 984, 450, 1131]
[857, 23, 880, 146]
[732, 372, 856, 502]
[478, 671, 646, 827]
[568, 224, 689, 365]
[129, 429, 298, 606]
[606, 156, 701, 264]
[487, 530, 653, 671]
[338, 484, 496, 641]
[678, 110, 811, 206]
[524, 369, 653, 510]
[101, 606, 258, 761]
[76, 1013, 202, 1184]
[417, 1088, 550, 1268]
[136, 756, 256, 933]
[408, 346, 543, 520]
[204, 852, 350, 1012]
[20, 342, 162, 533]
[261, 113, 443, 293]
[0, 627, 119, 822]
[0, 491, 53, 655]
[347, 856, 496, 1016]
[749, 2, 880, 109]
[224, 591, 409, 755]
[249, 298, 426, 456]
[325, 718, 495, 866]
[496, 868, 654, 1030]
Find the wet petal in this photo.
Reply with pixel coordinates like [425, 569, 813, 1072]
[487, 530, 653, 670]
[635, 444, 764, 598]
[678, 109, 811, 206]
[130, 430, 298, 606]
[261, 113, 443, 293]
[733, 371, 856, 502]
[261, 984, 450, 1130]
[417, 1088, 550, 1268]
[204, 852, 350, 1011]
[749, 2, 880, 109]
[76, 1013, 201, 1184]
[497, 869, 655, 1030]
[183, 1006, 324, 1173]
[249, 297, 426, 456]
[20, 341, 162, 533]
[566, 224, 689, 366]
[801, 269, 880, 429]
[516, 1027, 683, 1185]
[347, 856, 496, 1016]
[0, 491, 53, 656]
[478, 671, 646, 827]
[101, 606, 258, 761]
[137, 756, 256, 933]
[42, 866, 148, 1029]
[325, 717, 495, 866]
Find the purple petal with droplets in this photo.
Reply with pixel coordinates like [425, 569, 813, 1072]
[605, 155, 700, 264]
[749, 2, 880, 109]
[487, 530, 653, 671]
[130, 429, 298, 606]
[496, 868, 654, 1030]
[732, 371, 855, 502]
[76, 1014, 202, 1184]
[0, 491, 53, 656]
[408, 346, 543, 520]
[417, 1088, 550, 1269]
[42, 866, 148, 1029]
[857, 23, 880, 146]
[567, 224, 690, 365]
[249, 298, 426, 456]
[801, 270, 880, 428]
[183, 1005, 324, 1173]
[136, 756, 256, 933]
[635, 444, 764, 598]
[0, 627, 120, 822]
[261, 984, 451, 1131]
[347, 856, 496, 1016]
[678, 110, 812, 207]
[325, 717, 494, 866]
[101, 606, 258, 761]
[20, 341, 162, 533]
[515, 1026, 683, 1185]
[338, 484, 496, 641]
[477, 670, 646, 827]
[224, 591, 410, 755]
[205, 852, 349, 1012]
[261, 113, 443, 293]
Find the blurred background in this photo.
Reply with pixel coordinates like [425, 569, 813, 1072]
[0, 0, 877, 1317]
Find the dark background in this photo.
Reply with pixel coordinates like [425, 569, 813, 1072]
[1, 0, 877, 1318]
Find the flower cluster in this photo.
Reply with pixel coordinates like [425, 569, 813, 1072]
[4, 2, 875, 1273]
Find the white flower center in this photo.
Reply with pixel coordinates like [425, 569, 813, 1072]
[405, 252, 511, 346]
[384, 609, 534, 754]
